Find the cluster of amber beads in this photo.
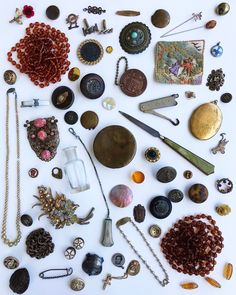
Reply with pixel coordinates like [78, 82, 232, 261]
[161, 214, 224, 276]
[7, 22, 70, 88]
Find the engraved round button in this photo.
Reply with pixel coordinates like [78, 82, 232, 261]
[149, 225, 161, 238]
[73, 237, 85, 250]
[3, 256, 19, 269]
[21, 214, 33, 227]
[119, 69, 147, 97]
[80, 73, 105, 99]
[28, 168, 38, 178]
[220, 93, 232, 103]
[64, 111, 78, 125]
[70, 278, 85, 291]
[149, 196, 172, 219]
[151, 9, 170, 28]
[46, 5, 60, 20]
[64, 247, 76, 260]
[167, 189, 184, 203]
[4, 70, 17, 85]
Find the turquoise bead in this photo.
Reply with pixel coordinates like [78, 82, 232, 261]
[131, 31, 138, 39]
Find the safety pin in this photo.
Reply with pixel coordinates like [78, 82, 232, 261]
[39, 267, 73, 279]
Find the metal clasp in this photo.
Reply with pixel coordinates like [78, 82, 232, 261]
[116, 217, 131, 228]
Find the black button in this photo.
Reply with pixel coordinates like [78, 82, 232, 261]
[149, 196, 172, 219]
[64, 111, 78, 125]
[46, 5, 60, 20]
[51, 86, 75, 109]
[21, 214, 33, 227]
[80, 73, 105, 99]
[220, 93, 232, 103]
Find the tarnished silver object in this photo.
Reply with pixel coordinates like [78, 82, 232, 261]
[73, 237, 84, 250]
[66, 14, 79, 30]
[64, 247, 76, 259]
[101, 218, 114, 247]
[111, 253, 125, 269]
[70, 278, 85, 291]
[139, 94, 179, 126]
[21, 99, 49, 107]
[3, 256, 19, 269]
[216, 178, 233, 194]
[39, 268, 73, 279]
[99, 19, 113, 34]
[211, 133, 229, 154]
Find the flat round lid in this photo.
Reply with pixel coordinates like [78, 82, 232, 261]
[93, 125, 136, 168]
[120, 69, 147, 97]
[80, 73, 105, 99]
[77, 39, 103, 65]
[51, 86, 74, 109]
[149, 196, 172, 219]
[119, 22, 151, 54]
[151, 9, 170, 28]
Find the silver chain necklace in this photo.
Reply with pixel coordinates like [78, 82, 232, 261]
[116, 217, 169, 287]
[1, 88, 21, 247]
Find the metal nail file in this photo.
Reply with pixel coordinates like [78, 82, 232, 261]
[139, 94, 179, 125]
[119, 111, 215, 175]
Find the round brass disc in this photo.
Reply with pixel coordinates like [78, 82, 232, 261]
[93, 125, 136, 168]
[120, 69, 147, 97]
[151, 9, 170, 28]
[189, 102, 222, 140]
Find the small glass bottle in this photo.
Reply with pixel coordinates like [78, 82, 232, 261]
[63, 146, 90, 193]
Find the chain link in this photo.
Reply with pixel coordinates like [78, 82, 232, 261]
[1, 89, 21, 247]
[117, 218, 169, 287]
[114, 56, 128, 86]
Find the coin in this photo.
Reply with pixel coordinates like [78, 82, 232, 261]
[46, 5, 60, 20]
[151, 9, 170, 28]
[120, 69, 147, 97]
[156, 166, 177, 183]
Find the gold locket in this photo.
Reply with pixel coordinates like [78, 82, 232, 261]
[189, 100, 222, 140]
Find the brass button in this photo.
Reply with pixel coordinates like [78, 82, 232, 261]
[70, 278, 85, 291]
[80, 111, 99, 130]
[151, 9, 170, 28]
[4, 70, 17, 85]
[4, 256, 19, 269]
[149, 225, 161, 238]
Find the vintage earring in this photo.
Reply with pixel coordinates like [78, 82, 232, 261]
[9, 6, 34, 24]
[211, 42, 223, 57]
[66, 14, 79, 30]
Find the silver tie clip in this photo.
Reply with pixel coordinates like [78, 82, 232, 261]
[21, 99, 49, 107]
[139, 94, 180, 126]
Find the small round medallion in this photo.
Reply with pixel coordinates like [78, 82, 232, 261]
[120, 69, 147, 97]
[68, 67, 80, 81]
[210, 42, 223, 57]
[80, 73, 105, 99]
[80, 111, 99, 130]
[77, 40, 103, 65]
[149, 225, 161, 238]
[151, 9, 170, 28]
[64, 111, 78, 125]
[156, 166, 177, 183]
[70, 278, 85, 291]
[106, 46, 113, 54]
[21, 214, 33, 227]
[144, 147, 160, 162]
[111, 253, 125, 268]
[28, 168, 38, 178]
[167, 189, 184, 203]
[220, 93, 232, 103]
[64, 247, 76, 260]
[183, 170, 193, 179]
[149, 196, 172, 219]
[3, 256, 19, 269]
[73, 237, 85, 250]
[46, 5, 60, 20]
[216, 178, 233, 194]
[4, 70, 17, 85]
[188, 183, 208, 204]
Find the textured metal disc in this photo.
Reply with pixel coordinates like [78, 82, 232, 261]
[149, 196, 172, 219]
[151, 9, 170, 28]
[64, 111, 78, 125]
[80, 111, 99, 129]
[119, 22, 151, 54]
[167, 189, 184, 203]
[120, 69, 147, 97]
[80, 73, 105, 99]
[149, 225, 161, 238]
[93, 125, 136, 168]
[77, 40, 103, 65]
[220, 93, 232, 103]
[70, 278, 85, 291]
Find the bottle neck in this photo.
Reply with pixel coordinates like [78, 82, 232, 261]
[63, 146, 78, 162]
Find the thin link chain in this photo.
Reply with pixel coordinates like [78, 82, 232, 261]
[1, 89, 21, 247]
[114, 56, 128, 86]
[117, 218, 169, 287]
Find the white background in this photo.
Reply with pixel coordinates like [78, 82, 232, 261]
[0, 0, 235, 294]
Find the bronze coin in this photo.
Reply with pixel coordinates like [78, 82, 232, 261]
[151, 9, 170, 28]
[120, 69, 147, 97]
[93, 125, 136, 168]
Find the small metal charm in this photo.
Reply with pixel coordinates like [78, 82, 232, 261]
[211, 133, 229, 154]
[206, 68, 225, 91]
[83, 6, 106, 14]
[144, 147, 160, 162]
[167, 189, 184, 203]
[183, 170, 193, 179]
[185, 91, 196, 99]
[9, 8, 23, 24]
[64, 247, 76, 260]
[133, 204, 146, 223]
[82, 253, 104, 276]
[28, 168, 39, 178]
[3, 256, 19, 269]
[216, 178, 233, 194]
[4, 70, 17, 85]
[221, 93, 232, 103]
[70, 278, 85, 291]
[52, 167, 63, 179]
[216, 204, 231, 216]
[149, 225, 161, 238]
[73, 237, 85, 250]
[99, 19, 113, 34]
[39, 268, 73, 279]
[111, 253, 125, 269]
[82, 19, 98, 36]
[66, 14, 79, 30]
[211, 42, 223, 57]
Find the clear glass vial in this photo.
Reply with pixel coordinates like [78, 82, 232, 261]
[63, 146, 90, 193]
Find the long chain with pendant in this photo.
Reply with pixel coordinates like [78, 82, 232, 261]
[116, 217, 169, 287]
[1, 88, 21, 247]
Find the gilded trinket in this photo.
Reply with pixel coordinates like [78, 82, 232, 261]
[28, 168, 38, 178]
[70, 278, 85, 291]
[189, 101, 222, 140]
[65, 247, 76, 260]
[205, 277, 221, 288]
[82, 253, 104, 276]
[223, 263, 233, 280]
[73, 237, 85, 250]
[216, 3, 230, 16]
[211, 133, 229, 154]
[21, 214, 33, 227]
[109, 185, 133, 208]
[167, 189, 184, 203]
[149, 225, 161, 238]
[156, 166, 177, 183]
[211, 42, 223, 57]
[106, 46, 113, 54]
[131, 171, 145, 184]
[206, 68, 225, 91]
[216, 178, 233, 194]
[183, 170, 193, 179]
[216, 204, 231, 216]
[188, 183, 208, 204]
[9, 268, 30, 294]
[80, 111, 99, 130]
[149, 196, 172, 219]
[77, 40, 103, 65]
[66, 14, 79, 30]
[144, 147, 160, 162]
[221, 93, 232, 103]
[102, 97, 116, 110]
[52, 167, 63, 179]
[111, 253, 125, 269]
[151, 9, 170, 28]
[180, 282, 198, 289]
[133, 204, 146, 223]
[68, 67, 80, 81]
[4, 256, 19, 269]
[4, 70, 17, 85]
[32, 186, 94, 228]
